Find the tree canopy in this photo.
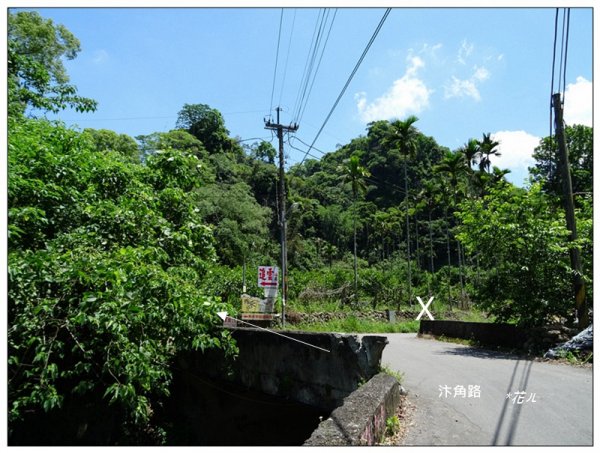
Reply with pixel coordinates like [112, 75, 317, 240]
[7, 10, 594, 444]
[8, 11, 97, 116]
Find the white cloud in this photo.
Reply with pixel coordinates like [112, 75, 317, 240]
[489, 130, 541, 173]
[356, 56, 432, 123]
[563, 76, 592, 127]
[419, 42, 443, 59]
[457, 39, 474, 64]
[445, 77, 481, 101]
[92, 49, 109, 65]
[444, 65, 490, 102]
[473, 66, 490, 82]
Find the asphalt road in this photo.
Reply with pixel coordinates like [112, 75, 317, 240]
[380, 333, 593, 446]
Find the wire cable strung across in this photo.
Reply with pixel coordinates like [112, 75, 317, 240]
[269, 9, 284, 117]
[287, 136, 408, 196]
[291, 9, 324, 123]
[550, 7, 570, 137]
[292, 9, 338, 126]
[298, 8, 392, 166]
[278, 9, 297, 107]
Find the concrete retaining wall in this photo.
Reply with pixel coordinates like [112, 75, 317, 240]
[419, 320, 529, 348]
[177, 328, 388, 412]
[304, 373, 401, 446]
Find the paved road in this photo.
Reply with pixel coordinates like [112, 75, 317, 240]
[380, 333, 593, 446]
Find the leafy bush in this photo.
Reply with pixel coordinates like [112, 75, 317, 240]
[456, 184, 575, 327]
[8, 118, 236, 440]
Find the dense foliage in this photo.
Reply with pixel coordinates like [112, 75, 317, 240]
[8, 118, 237, 440]
[8, 11, 97, 116]
[7, 10, 593, 444]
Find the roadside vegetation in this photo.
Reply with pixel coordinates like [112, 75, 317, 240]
[293, 317, 421, 334]
[8, 10, 593, 444]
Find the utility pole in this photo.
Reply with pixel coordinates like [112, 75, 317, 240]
[552, 93, 589, 329]
[265, 107, 298, 328]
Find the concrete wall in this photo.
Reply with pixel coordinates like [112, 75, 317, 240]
[304, 373, 401, 446]
[177, 328, 388, 412]
[419, 320, 529, 348]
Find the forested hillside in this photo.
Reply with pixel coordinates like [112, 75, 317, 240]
[7, 10, 593, 443]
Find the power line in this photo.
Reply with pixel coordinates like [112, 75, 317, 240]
[236, 136, 274, 143]
[296, 9, 338, 126]
[278, 9, 297, 107]
[299, 8, 392, 166]
[287, 136, 408, 196]
[291, 135, 327, 155]
[550, 8, 571, 137]
[550, 8, 559, 137]
[562, 8, 571, 99]
[59, 109, 266, 123]
[292, 9, 327, 123]
[286, 137, 322, 162]
[269, 9, 284, 115]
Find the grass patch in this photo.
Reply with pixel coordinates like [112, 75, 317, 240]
[435, 334, 478, 347]
[379, 364, 405, 383]
[292, 316, 420, 334]
[287, 299, 347, 314]
[554, 349, 593, 365]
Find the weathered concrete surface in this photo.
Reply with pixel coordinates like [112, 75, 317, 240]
[382, 333, 592, 446]
[419, 320, 529, 348]
[177, 328, 388, 412]
[304, 373, 401, 446]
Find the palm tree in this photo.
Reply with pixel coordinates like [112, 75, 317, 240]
[383, 115, 420, 305]
[458, 138, 481, 170]
[338, 154, 371, 297]
[490, 166, 511, 184]
[434, 151, 470, 304]
[435, 151, 470, 197]
[417, 180, 439, 276]
[478, 133, 501, 173]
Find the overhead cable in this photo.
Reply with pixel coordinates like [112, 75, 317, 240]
[298, 8, 392, 166]
[269, 9, 284, 116]
[297, 9, 338, 126]
[292, 9, 327, 122]
[278, 9, 297, 107]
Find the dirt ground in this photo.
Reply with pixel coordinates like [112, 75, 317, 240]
[377, 395, 416, 446]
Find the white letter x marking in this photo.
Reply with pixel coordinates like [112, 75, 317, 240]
[416, 296, 434, 320]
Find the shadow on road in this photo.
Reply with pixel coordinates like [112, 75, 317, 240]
[435, 345, 524, 361]
[436, 344, 536, 445]
[491, 359, 534, 445]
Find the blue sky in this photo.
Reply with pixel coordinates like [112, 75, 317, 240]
[9, 5, 594, 186]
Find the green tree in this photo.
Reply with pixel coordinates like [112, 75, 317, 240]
[195, 182, 273, 267]
[8, 118, 235, 442]
[175, 103, 233, 154]
[250, 141, 277, 164]
[83, 128, 140, 163]
[435, 150, 471, 302]
[8, 11, 97, 116]
[530, 124, 593, 204]
[456, 183, 576, 327]
[382, 116, 420, 303]
[477, 133, 501, 174]
[338, 154, 371, 296]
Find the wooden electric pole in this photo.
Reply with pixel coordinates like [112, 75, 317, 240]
[552, 93, 589, 329]
[265, 107, 298, 328]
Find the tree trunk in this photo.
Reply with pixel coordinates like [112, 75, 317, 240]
[428, 207, 434, 297]
[353, 199, 358, 299]
[444, 208, 452, 305]
[404, 161, 412, 306]
[415, 215, 420, 269]
[428, 208, 435, 274]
